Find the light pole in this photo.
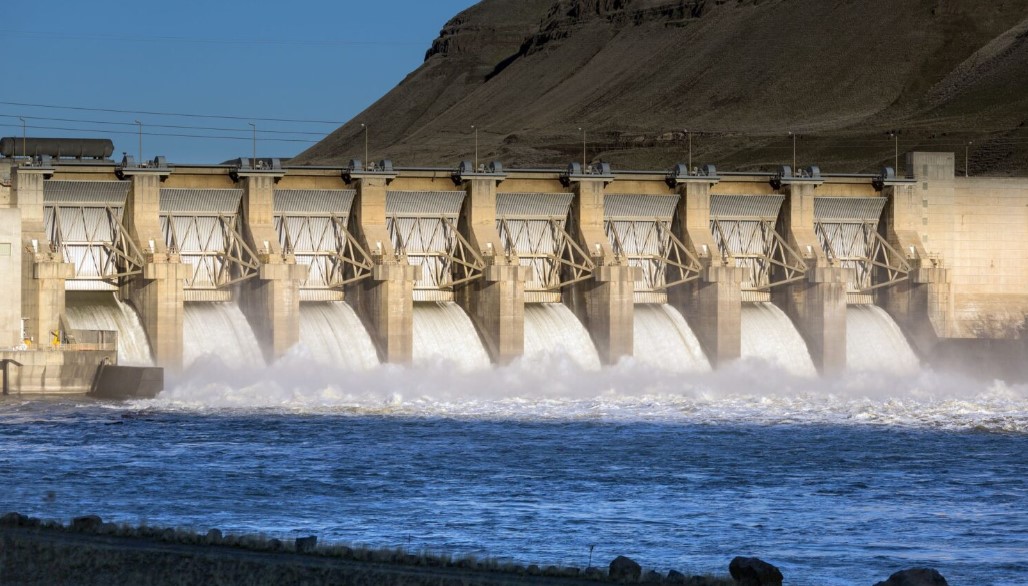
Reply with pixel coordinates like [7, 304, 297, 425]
[248, 123, 256, 168]
[578, 127, 586, 170]
[361, 123, 368, 170]
[789, 131, 796, 171]
[965, 141, 972, 177]
[471, 125, 478, 170]
[134, 120, 142, 163]
[18, 117, 26, 160]
[685, 129, 692, 172]
[889, 130, 899, 174]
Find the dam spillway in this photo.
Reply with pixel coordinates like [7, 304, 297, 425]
[183, 303, 265, 369]
[299, 302, 380, 370]
[412, 302, 492, 371]
[633, 304, 710, 372]
[64, 292, 153, 367]
[5, 149, 1026, 387]
[846, 304, 920, 374]
[523, 303, 601, 370]
[741, 302, 817, 377]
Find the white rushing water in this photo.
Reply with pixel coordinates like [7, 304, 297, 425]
[847, 304, 920, 374]
[64, 293, 154, 366]
[412, 302, 491, 371]
[299, 302, 380, 370]
[183, 302, 265, 369]
[741, 302, 817, 377]
[523, 303, 601, 370]
[633, 304, 711, 372]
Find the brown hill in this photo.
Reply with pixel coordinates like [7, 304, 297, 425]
[294, 0, 1028, 175]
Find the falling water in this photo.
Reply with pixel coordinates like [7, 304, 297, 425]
[63, 292, 153, 366]
[182, 303, 265, 369]
[741, 302, 817, 376]
[412, 302, 491, 371]
[633, 304, 711, 372]
[299, 302, 380, 370]
[523, 303, 601, 370]
[847, 304, 920, 373]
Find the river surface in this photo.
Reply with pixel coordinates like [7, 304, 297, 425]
[1, 356, 1026, 585]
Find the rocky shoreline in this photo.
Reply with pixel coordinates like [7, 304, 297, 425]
[0, 513, 948, 586]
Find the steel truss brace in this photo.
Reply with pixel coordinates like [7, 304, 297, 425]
[606, 219, 703, 290]
[49, 205, 146, 283]
[166, 213, 261, 288]
[390, 215, 486, 290]
[496, 217, 595, 290]
[815, 221, 911, 292]
[710, 218, 807, 290]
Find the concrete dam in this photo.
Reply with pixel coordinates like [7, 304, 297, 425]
[1, 146, 1025, 392]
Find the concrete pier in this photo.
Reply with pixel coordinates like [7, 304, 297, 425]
[119, 167, 188, 370]
[879, 154, 952, 355]
[563, 174, 636, 365]
[346, 173, 417, 364]
[236, 171, 306, 363]
[669, 179, 743, 367]
[13, 166, 75, 348]
[773, 179, 849, 375]
[454, 173, 527, 365]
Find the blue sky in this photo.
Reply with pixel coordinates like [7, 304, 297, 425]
[2, 1, 476, 163]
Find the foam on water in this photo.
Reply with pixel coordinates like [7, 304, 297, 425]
[633, 304, 711, 372]
[847, 304, 920, 373]
[298, 302, 379, 370]
[523, 303, 601, 370]
[741, 302, 817, 377]
[140, 351, 1028, 433]
[412, 302, 491, 371]
[64, 293, 153, 366]
[183, 302, 265, 369]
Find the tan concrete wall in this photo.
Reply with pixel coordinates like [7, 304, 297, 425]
[0, 208, 22, 347]
[948, 177, 1028, 337]
[907, 152, 1028, 339]
[0, 349, 114, 394]
[0, 160, 11, 206]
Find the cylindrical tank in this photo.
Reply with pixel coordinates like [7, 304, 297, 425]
[0, 137, 115, 159]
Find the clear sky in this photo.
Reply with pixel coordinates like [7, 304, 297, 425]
[2, 0, 477, 164]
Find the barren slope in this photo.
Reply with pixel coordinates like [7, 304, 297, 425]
[295, 0, 1028, 174]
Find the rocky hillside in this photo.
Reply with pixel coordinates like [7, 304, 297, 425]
[294, 0, 1028, 175]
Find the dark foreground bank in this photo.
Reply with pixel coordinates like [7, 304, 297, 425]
[0, 514, 950, 586]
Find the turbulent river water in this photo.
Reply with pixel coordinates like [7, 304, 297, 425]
[2, 356, 1026, 586]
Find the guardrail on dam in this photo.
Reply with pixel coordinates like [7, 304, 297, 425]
[1, 150, 1025, 390]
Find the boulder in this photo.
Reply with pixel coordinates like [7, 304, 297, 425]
[206, 528, 223, 545]
[872, 568, 949, 586]
[643, 569, 664, 583]
[1, 512, 28, 526]
[666, 570, 688, 584]
[71, 515, 103, 532]
[729, 557, 783, 586]
[295, 535, 318, 553]
[610, 555, 643, 582]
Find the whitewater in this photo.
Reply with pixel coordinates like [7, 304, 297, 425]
[5, 296, 1028, 585]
